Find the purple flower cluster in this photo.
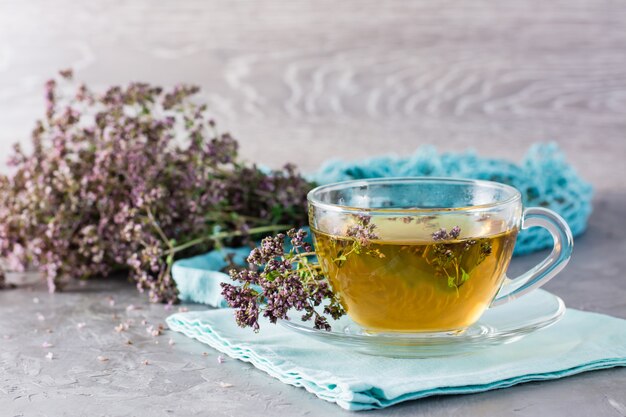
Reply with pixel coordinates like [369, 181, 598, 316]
[0, 70, 312, 302]
[346, 214, 379, 246]
[432, 225, 461, 241]
[221, 229, 345, 332]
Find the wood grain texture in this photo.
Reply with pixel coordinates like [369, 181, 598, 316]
[0, 1, 625, 416]
[0, 0, 625, 187]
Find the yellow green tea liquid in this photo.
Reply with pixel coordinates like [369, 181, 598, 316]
[313, 227, 518, 332]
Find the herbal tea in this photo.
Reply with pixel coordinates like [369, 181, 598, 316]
[313, 220, 518, 332]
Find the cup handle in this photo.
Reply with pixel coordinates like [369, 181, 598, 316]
[490, 207, 574, 307]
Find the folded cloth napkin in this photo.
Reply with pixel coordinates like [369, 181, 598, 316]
[172, 247, 250, 307]
[172, 232, 312, 307]
[167, 307, 626, 411]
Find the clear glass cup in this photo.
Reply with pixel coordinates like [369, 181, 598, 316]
[308, 177, 573, 333]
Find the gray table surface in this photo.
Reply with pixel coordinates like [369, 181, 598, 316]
[1, 1, 625, 416]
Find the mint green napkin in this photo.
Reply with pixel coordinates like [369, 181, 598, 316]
[172, 247, 250, 307]
[166, 307, 626, 411]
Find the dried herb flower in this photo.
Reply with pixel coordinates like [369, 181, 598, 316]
[427, 227, 493, 290]
[222, 228, 346, 332]
[332, 214, 384, 267]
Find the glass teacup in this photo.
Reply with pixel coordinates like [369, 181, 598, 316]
[308, 177, 573, 333]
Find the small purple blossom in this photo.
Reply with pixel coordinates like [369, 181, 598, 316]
[287, 228, 311, 252]
[449, 226, 461, 239]
[346, 214, 379, 247]
[432, 228, 448, 241]
[432, 226, 462, 241]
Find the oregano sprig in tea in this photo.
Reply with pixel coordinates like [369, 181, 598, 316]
[221, 229, 346, 331]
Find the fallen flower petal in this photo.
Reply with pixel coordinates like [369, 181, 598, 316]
[114, 322, 129, 333]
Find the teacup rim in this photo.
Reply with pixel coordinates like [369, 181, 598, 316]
[307, 176, 522, 214]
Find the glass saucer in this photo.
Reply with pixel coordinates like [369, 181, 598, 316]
[280, 289, 565, 358]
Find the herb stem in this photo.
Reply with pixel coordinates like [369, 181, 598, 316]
[146, 207, 173, 250]
[298, 253, 319, 285]
[290, 251, 316, 261]
[167, 224, 290, 255]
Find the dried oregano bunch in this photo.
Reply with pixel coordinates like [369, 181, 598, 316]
[0, 70, 312, 302]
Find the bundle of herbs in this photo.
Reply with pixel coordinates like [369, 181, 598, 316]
[0, 70, 311, 303]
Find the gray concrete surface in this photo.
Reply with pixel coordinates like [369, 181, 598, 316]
[1, 1, 625, 415]
[3, 191, 626, 417]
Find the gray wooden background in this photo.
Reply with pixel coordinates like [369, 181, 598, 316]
[1, 1, 625, 189]
[0, 1, 625, 416]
